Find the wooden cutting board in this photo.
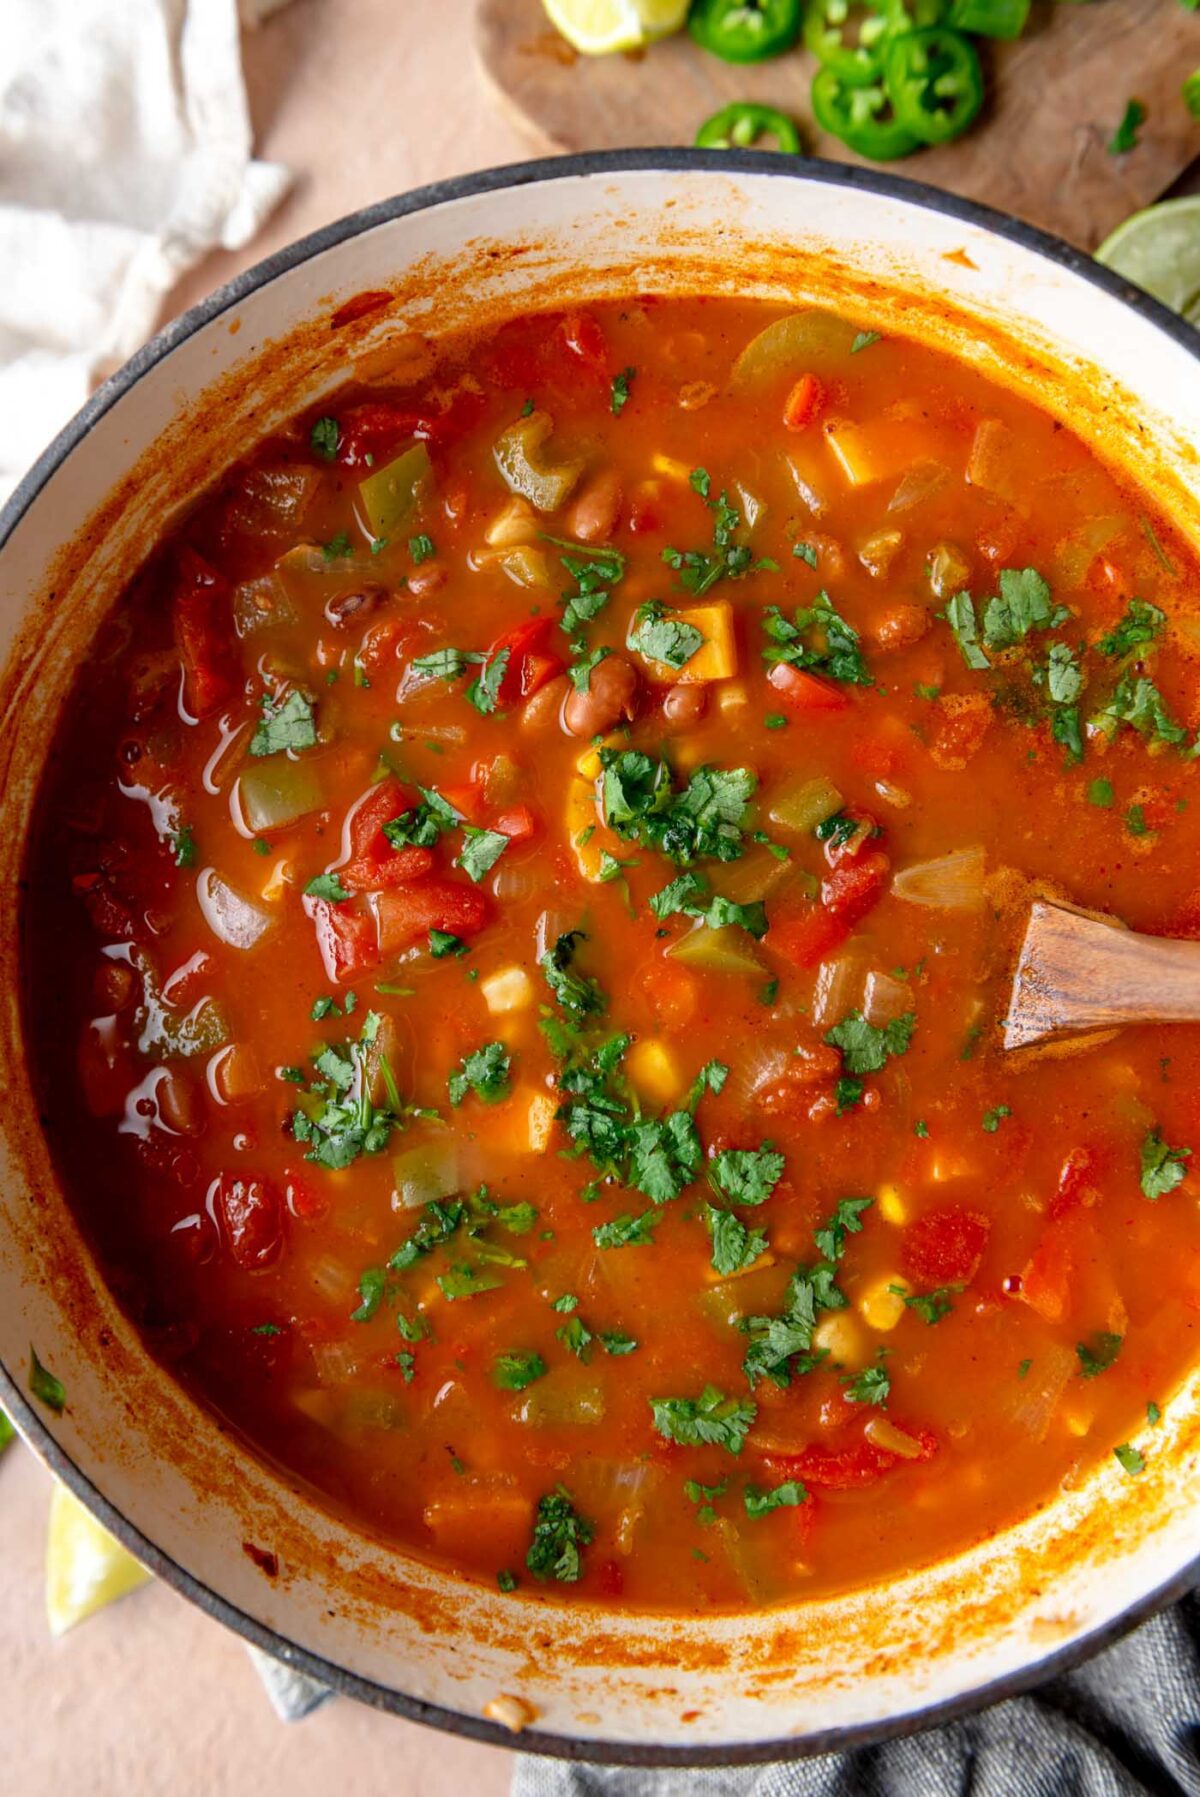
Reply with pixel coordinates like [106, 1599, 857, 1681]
[476, 0, 1200, 250]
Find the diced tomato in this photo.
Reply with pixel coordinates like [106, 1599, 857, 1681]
[821, 851, 890, 925]
[1016, 1214, 1082, 1323]
[283, 1166, 326, 1222]
[337, 778, 435, 894]
[311, 898, 380, 982]
[627, 489, 663, 535]
[440, 781, 488, 825]
[173, 546, 236, 719]
[762, 1425, 937, 1491]
[492, 805, 537, 845]
[767, 661, 850, 715]
[335, 403, 426, 469]
[489, 616, 564, 706]
[770, 908, 851, 970]
[559, 310, 609, 372]
[1049, 1144, 1108, 1221]
[929, 694, 992, 771]
[376, 879, 489, 955]
[782, 373, 824, 432]
[850, 736, 904, 779]
[214, 1175, 283, 1270]
[640, 956, 700, 1031]
[901, 1207, 990, 1287]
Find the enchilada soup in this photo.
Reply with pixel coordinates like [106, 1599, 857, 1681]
[23, 297, 1200, 1609]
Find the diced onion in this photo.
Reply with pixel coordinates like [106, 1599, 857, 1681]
[1007, 1342, 1075, 1441]
[730, 309, 858, 390]
[310, 1254, 356, 1305]
[393, 1135, 460, 1210]
[875, 779, 912, 810]
[535, 908, 573, 961]
[892, 846, 986, 911]
[863, 970, 913, 1028]
[311, 1340, 362, 1387]
[196, 867, 277, 949]
[888, 459, 950, 515]
[811, 954, 864, 1028]
[491, 857, 540, 904]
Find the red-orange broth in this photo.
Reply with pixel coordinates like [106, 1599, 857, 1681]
[22, 297, 1200, 1610]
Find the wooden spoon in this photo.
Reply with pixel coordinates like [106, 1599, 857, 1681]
[1004, 900, 1200, 1051]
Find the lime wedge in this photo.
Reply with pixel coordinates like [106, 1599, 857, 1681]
[1095, 197, 1200, 326]
[46, 1481, 151, 1636]
[541, 0, 689, 55]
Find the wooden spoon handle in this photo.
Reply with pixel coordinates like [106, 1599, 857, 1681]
[1005, 901, 1200, 1050]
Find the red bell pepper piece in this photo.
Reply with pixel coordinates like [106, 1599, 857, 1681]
[491, 805, 537, 845]
[821, 851, 890, 924]
[173, 546, 236, 719]
[770, 908, 851, 970]
[337, 778, 435, 894]
[214, 1175, 284, 1270]
[488, 616, 564, 707]
[767, 661, 850, 715]
[376, 879, 489, 956]
[311, 898, 380, 983]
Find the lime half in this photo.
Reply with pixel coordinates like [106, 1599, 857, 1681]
[541, 0, 690, 55]
[1096, 197, 1200, 326]
[46, 1481, 151, 1636]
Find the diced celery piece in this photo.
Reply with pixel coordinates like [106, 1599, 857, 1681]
[713, 847, 794, 906]
[667, 925, 766, 976]
[393, 1135, 460, 1210]
[358, 443, 432, 539]
[517, 1369, 605, 1427]
[768, 775, 844, 835]
[134, 953, 230, 1060]
[493, 412, 583, 513]
[236, 760, 325, 832]
[730, 309, 859, 391]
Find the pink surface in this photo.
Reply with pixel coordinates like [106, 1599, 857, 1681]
[5, 1, 532, 1789]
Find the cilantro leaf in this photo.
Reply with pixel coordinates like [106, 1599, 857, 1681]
[1140, 1127, 1191, 1200]
[1098, 598, 1165, 657]
[1108, 97, 1146, 155]
[943, 592, 990, 670]
[383, 785, 462, 850]
[650, 870, 767, 938]
[467, 647, 511, 716]
[493, 1351, 547, 1391]
[627, 602, 704, 670]
[556, 1314, 594, 1361]
[593, 1209, 658, 1249]
[610, 367, 635, 415]
[1077, 1331, 1123, 1378]
[1094, 673, 1188, 748]
[825, 1011, 916, 1077]
[413, 647, 477, 682]
[350, 1267, 387, 1323]
[894, 1283, 959, 1325]
[813, 1196, 873, 1263]
[842, 1351, 890, 1406]
[169, 824, 197, 869]
[544, 540, 626, 636]
[762, 592, 871, 686]
[310, 416, 339, 461]
[541, 930, 606, 1019]
[305, 871, 351, 902]
[250, 689, 317, 758]
[707, 1205, 768, 1277]
[709, 1146, 786, 1207]
[409, 534, 436, 565]
[429, 928, 468, 959]
[742, 1198, 871, 1388]
[458, 826, 509, 883]
[29, 1347, 65, 1413]
[1114, 1442, 1145, 1475]
[744, 1480, 807, 1517]
[662, 484, 772, 598]
[981, 567, 1067, 649]
[526, 1488, 593, 1583]
[448, 1041, 511, 1107]
[601, 752, 756, 866]
[650, 1385, 757, 1454]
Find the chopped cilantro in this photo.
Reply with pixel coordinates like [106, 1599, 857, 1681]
[600, 750, 755, 865]
[567, 643, 611, 693]
[551, 1294, 578, 1314]
[1108, 98, 1146, 155]
[793, 541, 818, 568]
[593, 1209, 658, 1249]
[1076, 1331, 1123, 1379]
[252, 1322, 283, 1336]
[437, 1264, 506, 1301]
[1148, 1401, 1162, 1424]
[493, 1350, 547, 1391]
[413, 646, 477, 682]
[1114, 1442, 1145, 1475]
[291, 1017, 404, 1168]
[311, 995, 340, 1021]
[982, 1104, 1011, 1133]
[556, 1314, 594, 1361]
[707, 1205, 769, 1277]
[649, 869, 766, 938]
[1017, 1357, 1032, 1380]
[458, 826, 509, 883]
[497, 1569, 518, 1593]
[610, 367, 635, 415]
[526, 1488, 593, 1583]
[744, 1479, 807, 1517]
[600, 1330, 638, 1356]
[323, 530, 352, 562]
[1140, 1127, 1191, 1200]
[310, 415, 339, 461]
[1126, 804, 1151, 838]
[1093, 673, 1188, 749]
[895, 1283, 959, 1325]
[742, 1198, 871, 1389]
[429, 928, 468, 959]
[1088, 777, 1114, 808]
[350, 1267, 387, 1323]
[850, 330, 881, 353]
[467, 648, 511, 716]
[762, 592, 871, 686]
[169, 823, 197, 869]
[764, 713, 788, 730]
[627, 600, 704, 670]
[305, 871, 351, 902]
[546, 541, 626, 637]
[1098, 598, 1165, 657]
[650, 1385, 757, 1455]
[448, 1041, 511, 1107]
[409, 534, 436, 564]
[541, 930, 606, 1019]
[914, 1119, 930, 1138]
[826, 1010, 916, 1077]
[383, 785, 462, 850]
[663, 483, 773, 598]
[29, 1348, 65, 1413]
[709, 1146, 786, 1207]
[842, 1351, 890, 1406]
[250, 689, 317, 758]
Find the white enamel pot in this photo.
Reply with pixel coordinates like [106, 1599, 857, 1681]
[1, 153, 1199, 1765]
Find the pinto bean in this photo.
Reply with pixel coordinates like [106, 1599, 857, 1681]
[157, 1069, 203, 1136]
[562, 654, 638, 738]
[662, 683, 708, 727]
[406, 563, 447, 599]
[324, 584, 387, 628]
[871, 604, 930, 652]
[520, 672, 570, 734]
[563, 470, 622, 545]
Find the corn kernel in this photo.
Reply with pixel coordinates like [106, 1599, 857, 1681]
[877, 1183, 907, 1226]
[651, 452, 692, 483]
[1061, 1407, 1093, 1438]
[526, 1091, 556, 1153]
[565, 778, 606, 883]
[575, 745, 603, 780]
[626, 1038, 683, 1107]
[480, 966, 534, 1015]
[484, 495, 538, 548]
[857, 1275, 908, 1332]
[812, 1311, 867, 1368]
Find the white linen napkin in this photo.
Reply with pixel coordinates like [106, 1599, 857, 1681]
[0, 0, 291, 502]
